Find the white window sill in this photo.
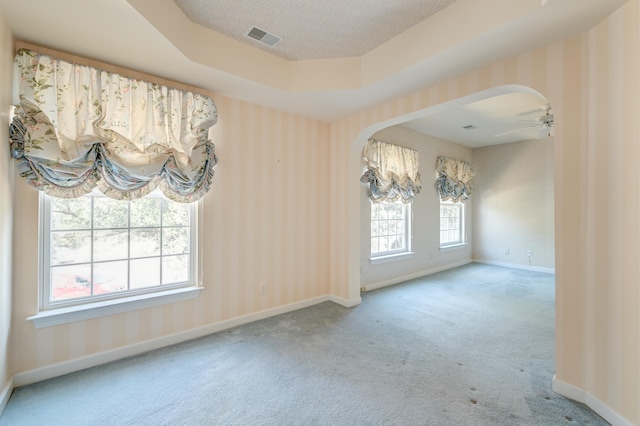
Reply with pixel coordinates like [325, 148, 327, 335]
[440, 243, 468, 252]
[27, 286, 203, 329]
[370, 252, 415, 265]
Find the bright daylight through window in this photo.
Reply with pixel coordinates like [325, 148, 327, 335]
[42, 191, 195, 308]
[440, 201, 464, 247]
[371, 201, 411, 257]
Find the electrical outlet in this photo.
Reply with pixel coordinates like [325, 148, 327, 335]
[260, 284, 267, 295]
[527, 250, 533, 257]
[505, 248, 510, 255]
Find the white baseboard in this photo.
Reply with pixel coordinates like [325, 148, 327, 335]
[0, 377, 14, 417]
[473, 259, 555, 274]
[552, 376, 633, 426]
[329, 294, 361, 308]
[14, 295, 331, 387]
[552, 375, 586, 402]
[361, 260, 472, 292]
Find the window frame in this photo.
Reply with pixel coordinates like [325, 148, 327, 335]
[370, 200, 413, 261]
[29, 190, 203, 328]
[439, 200, 465, 248]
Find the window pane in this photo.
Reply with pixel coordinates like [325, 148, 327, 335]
[51, 264, 91, 301]
[163, 227, 190, 255]
[51, 230, 92, 265]
[94, 229, 128, 261]
[50, 197, 91, 230]
[379, 236, 389, 252]
[94, 261, 128, 294]
[387, 220, 398, 235]
[44, 192, 195, 308]
[440, 202, 464, 246]
[130, 258, 161, 289]
[131, 198, 161, 227]
[371, 202, 409, 256]
[163, 201, 190, 226]
[371, 238, 379, 254]
[130, 228, 161, 258]
[379, 205, 388, 220]
[94, 197, 129, 229]
[391, 236, 404, 251]
[371, 205, 380, 220]
[371, 221, 379, 237]
[162, 255, 189, 285]
[389, 205, 402, 219]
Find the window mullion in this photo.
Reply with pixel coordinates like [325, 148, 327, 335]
[90, 195, 95, 297]
[159, 200, 164, 286]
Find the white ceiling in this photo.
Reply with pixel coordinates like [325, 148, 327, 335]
[0, 0, 627, 147]
[403, 92, 553, 147]
[173, 0, 460, 60]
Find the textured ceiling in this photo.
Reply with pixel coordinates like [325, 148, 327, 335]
[173, 0, 460, 60]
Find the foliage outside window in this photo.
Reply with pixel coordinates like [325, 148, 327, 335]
[371, 201, 411, 257]
[440, 201, 464, 247]
[42, 191, 196, 309]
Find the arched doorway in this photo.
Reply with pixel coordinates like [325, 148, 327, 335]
[348, 84, 554, 300]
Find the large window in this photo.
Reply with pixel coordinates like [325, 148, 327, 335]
[371, 201, 411, 257]
[41, 191, 197, 310]
[440, 201, 464, 247]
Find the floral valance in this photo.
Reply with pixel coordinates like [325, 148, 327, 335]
[9, 48, 218, 202]
[360, 138, 421, 203]
[435, 156, 474, 202]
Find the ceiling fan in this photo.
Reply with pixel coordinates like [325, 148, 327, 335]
[494, 104, 554, 138]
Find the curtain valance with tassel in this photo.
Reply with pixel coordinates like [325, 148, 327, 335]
[435, 156, 474, 202]
[360, 138, 421, 203]
[9, 48, 218, 203]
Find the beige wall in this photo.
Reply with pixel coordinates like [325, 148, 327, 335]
[0, 9, 13, 405]
[579, 3, 639, 421]
[330, 1, 639, 423]
[10, 92, 331, 375]
[5, 0, 640, 423]
[472, 139, 555, 269]
[360, 126, 472, 288]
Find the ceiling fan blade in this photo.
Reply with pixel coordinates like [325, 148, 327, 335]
[494, 120, 544, 137]
[494, 128, 528, 137]
[516, 119, 543, 125]
[518, 103, 551, 116]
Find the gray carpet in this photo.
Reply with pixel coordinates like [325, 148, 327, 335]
[1, 263, 607, 425]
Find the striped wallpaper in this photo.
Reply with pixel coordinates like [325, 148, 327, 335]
[0, 13, 13, 403]
[329, 1, 639, 423]
[11, 93, 331, 373]
[8, 1, 640, 424]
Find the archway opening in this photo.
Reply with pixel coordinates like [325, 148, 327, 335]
[349, 84, 555, 299]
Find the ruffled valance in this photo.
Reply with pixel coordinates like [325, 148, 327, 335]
[9, 48, 218, 202]
[360, 138, 421, 203]
[435, 156, 474, 202]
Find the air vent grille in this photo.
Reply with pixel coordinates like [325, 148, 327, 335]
[463, 125, 478, 130]
[246, 26, 281, 47]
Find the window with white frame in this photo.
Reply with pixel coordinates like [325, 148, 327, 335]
[371, 201, 411, 257]
[41, 190, 197, 309]
[440, 201, 464, 247]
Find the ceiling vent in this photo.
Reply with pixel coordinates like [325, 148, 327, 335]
[463, 125, 478, 130]
[246, 26, 281, 48]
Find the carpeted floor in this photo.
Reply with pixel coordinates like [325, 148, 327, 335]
[1, 263, 608, 425]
